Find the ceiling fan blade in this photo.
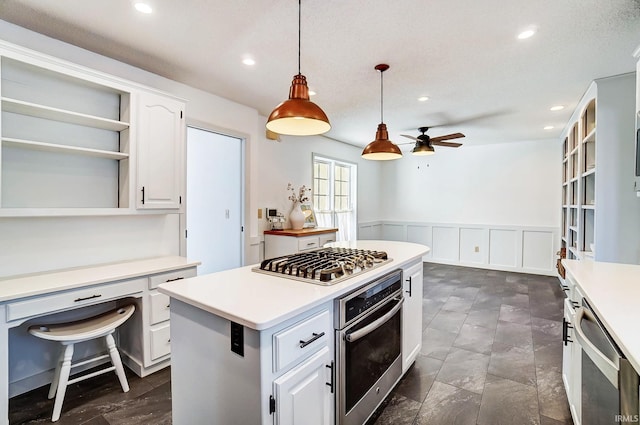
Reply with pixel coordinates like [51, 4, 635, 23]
[431, 140, 462, 147]
[400, 134, 420, 141]
[430, 132, 465, 142]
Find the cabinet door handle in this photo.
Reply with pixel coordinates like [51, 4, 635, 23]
[405, 276, 412, 297]
[74, 294, 102, 302]
[562, 317, 573, 345]
[326, 361, 334, 393]
[307, 242, 316, 247]
[299, 332, 325, 348]
[561, 285, 569, 292]
[141, 186, 145, 205]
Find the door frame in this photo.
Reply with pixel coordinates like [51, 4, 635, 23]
[182, 120, 247, 267]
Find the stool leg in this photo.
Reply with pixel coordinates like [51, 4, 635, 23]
[48, 346, 65, 399]
[105, 333, 129, 393]
[51, 343, 74, 422]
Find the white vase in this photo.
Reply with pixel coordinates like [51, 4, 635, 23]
[289, 203, 305, 230]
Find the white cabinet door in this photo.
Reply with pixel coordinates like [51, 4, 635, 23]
[273, 346, 333, 425]
[137, 91, 184, 209]
[402, 261, 423, 372]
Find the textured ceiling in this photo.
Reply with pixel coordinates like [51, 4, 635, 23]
[0, 0, 639, 149]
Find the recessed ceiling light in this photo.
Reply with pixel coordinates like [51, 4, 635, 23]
[418, 96, 430, 102]
[517, 28, 536, 40]
[308, 90, 317, 96]
[544, 126, 554, 130]
[134, 2, 153, 13]
[242, 58, 256, 66]
[550, 105, 564, 111]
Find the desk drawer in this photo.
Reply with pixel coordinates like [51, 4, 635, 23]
[273, 309, 331, 372]
[148, 267, 197, 289]
[150, 323, 171, 360]
[149, 292, 171, 324]
[6, 278, 145, 322]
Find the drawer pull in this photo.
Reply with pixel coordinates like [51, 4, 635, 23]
[307, 242, 316, 247]
[74, 294, 102, 302]
[166, 304, 171, 309]
[165, 276, 185, 283]
[299, 332, 325, 348]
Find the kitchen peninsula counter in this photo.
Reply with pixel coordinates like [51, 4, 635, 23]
[158, 240, 428, 330]
[562, 259, 640, 372]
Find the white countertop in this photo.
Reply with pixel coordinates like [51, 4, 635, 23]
[563, 259, 640, 372]
[158, 240, 429, 331]
[0, 256, 201, 303]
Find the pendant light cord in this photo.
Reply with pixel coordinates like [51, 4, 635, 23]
[298, 0, 301, 75]
[380, 69, 384, 123]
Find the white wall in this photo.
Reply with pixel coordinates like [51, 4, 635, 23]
[381, 139, 561, 226]
[361, 139, 562, 275]
[254, 130, 382, 249]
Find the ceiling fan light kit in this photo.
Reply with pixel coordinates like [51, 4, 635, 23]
[411, 142, 435, 156]
[400, 126, 465, 156]
[362, 64, 403, 161]
[266, 0, 330, 136]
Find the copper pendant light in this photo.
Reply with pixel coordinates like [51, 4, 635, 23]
[266, 0, 330, 136]
[361, 64, 402, 160]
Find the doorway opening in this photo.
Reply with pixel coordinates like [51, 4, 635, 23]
[186, 127, 244, 273]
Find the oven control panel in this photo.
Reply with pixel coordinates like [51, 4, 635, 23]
[342, 270, 402, 325]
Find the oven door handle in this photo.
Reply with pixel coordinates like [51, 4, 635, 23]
[345, 297, 403, 343]
[573, 306, 620, 388]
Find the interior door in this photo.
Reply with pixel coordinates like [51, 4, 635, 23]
[186, 127, 243, 273]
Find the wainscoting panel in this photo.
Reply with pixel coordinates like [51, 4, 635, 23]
[432, 226, 459, 261]
[459, 228, 486, 264]
[489, 229, 518, 267]
[358, 221, 559, 276]
[522, 230, 555, 272]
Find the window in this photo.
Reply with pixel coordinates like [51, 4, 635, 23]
[312, 155, 357, 241]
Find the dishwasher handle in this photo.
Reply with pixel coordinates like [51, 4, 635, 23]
[573, 306, 620, 388]
[345, 297, 403, 343]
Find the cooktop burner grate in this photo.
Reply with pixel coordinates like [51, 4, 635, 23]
[252, 247, 392, 285]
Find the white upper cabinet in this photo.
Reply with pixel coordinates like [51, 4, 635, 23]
[136, 91, 185, 210]
[0, 40, 186, 216]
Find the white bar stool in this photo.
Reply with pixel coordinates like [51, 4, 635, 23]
[28, 304, 136, 422]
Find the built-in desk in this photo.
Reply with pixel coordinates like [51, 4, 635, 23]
[0, 256, 200, 425]
[264, 227, 338, 258]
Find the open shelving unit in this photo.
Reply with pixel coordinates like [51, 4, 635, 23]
[0, 52, 132, 213]
[559, 73, 639, 268]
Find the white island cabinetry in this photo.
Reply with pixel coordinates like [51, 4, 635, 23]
[160, 240, 429, 425]
[402, 261, 423, 372]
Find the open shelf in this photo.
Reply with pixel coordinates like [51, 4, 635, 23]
[1, 97, 130, 131]
[581, 168, 596, 178]
[2, 137, 129, 160]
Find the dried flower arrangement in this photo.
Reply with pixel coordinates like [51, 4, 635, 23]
[287, 183, 311, 204]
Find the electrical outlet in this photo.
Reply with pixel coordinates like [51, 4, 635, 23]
[474, 246, 480, 253]
[258, 208, 262, 219]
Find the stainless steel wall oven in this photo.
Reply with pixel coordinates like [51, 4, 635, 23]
[335, 269, 404, 425]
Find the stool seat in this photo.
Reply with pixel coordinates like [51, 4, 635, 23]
[28, 304, 136, 422]
[29, 304, 135, 342]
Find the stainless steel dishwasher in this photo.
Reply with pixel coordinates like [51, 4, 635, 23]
[574, 299, 639, 424]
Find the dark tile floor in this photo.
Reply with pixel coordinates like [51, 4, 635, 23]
[367, 263, 573, 425]
[9, 263, 573, 425]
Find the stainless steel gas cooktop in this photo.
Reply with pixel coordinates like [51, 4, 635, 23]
[252, 247, 392, 285]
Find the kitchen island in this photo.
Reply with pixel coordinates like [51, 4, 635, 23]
[158, 240, 429, 425]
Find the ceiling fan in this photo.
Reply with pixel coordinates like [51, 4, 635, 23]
[400, 127, 464, 155]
